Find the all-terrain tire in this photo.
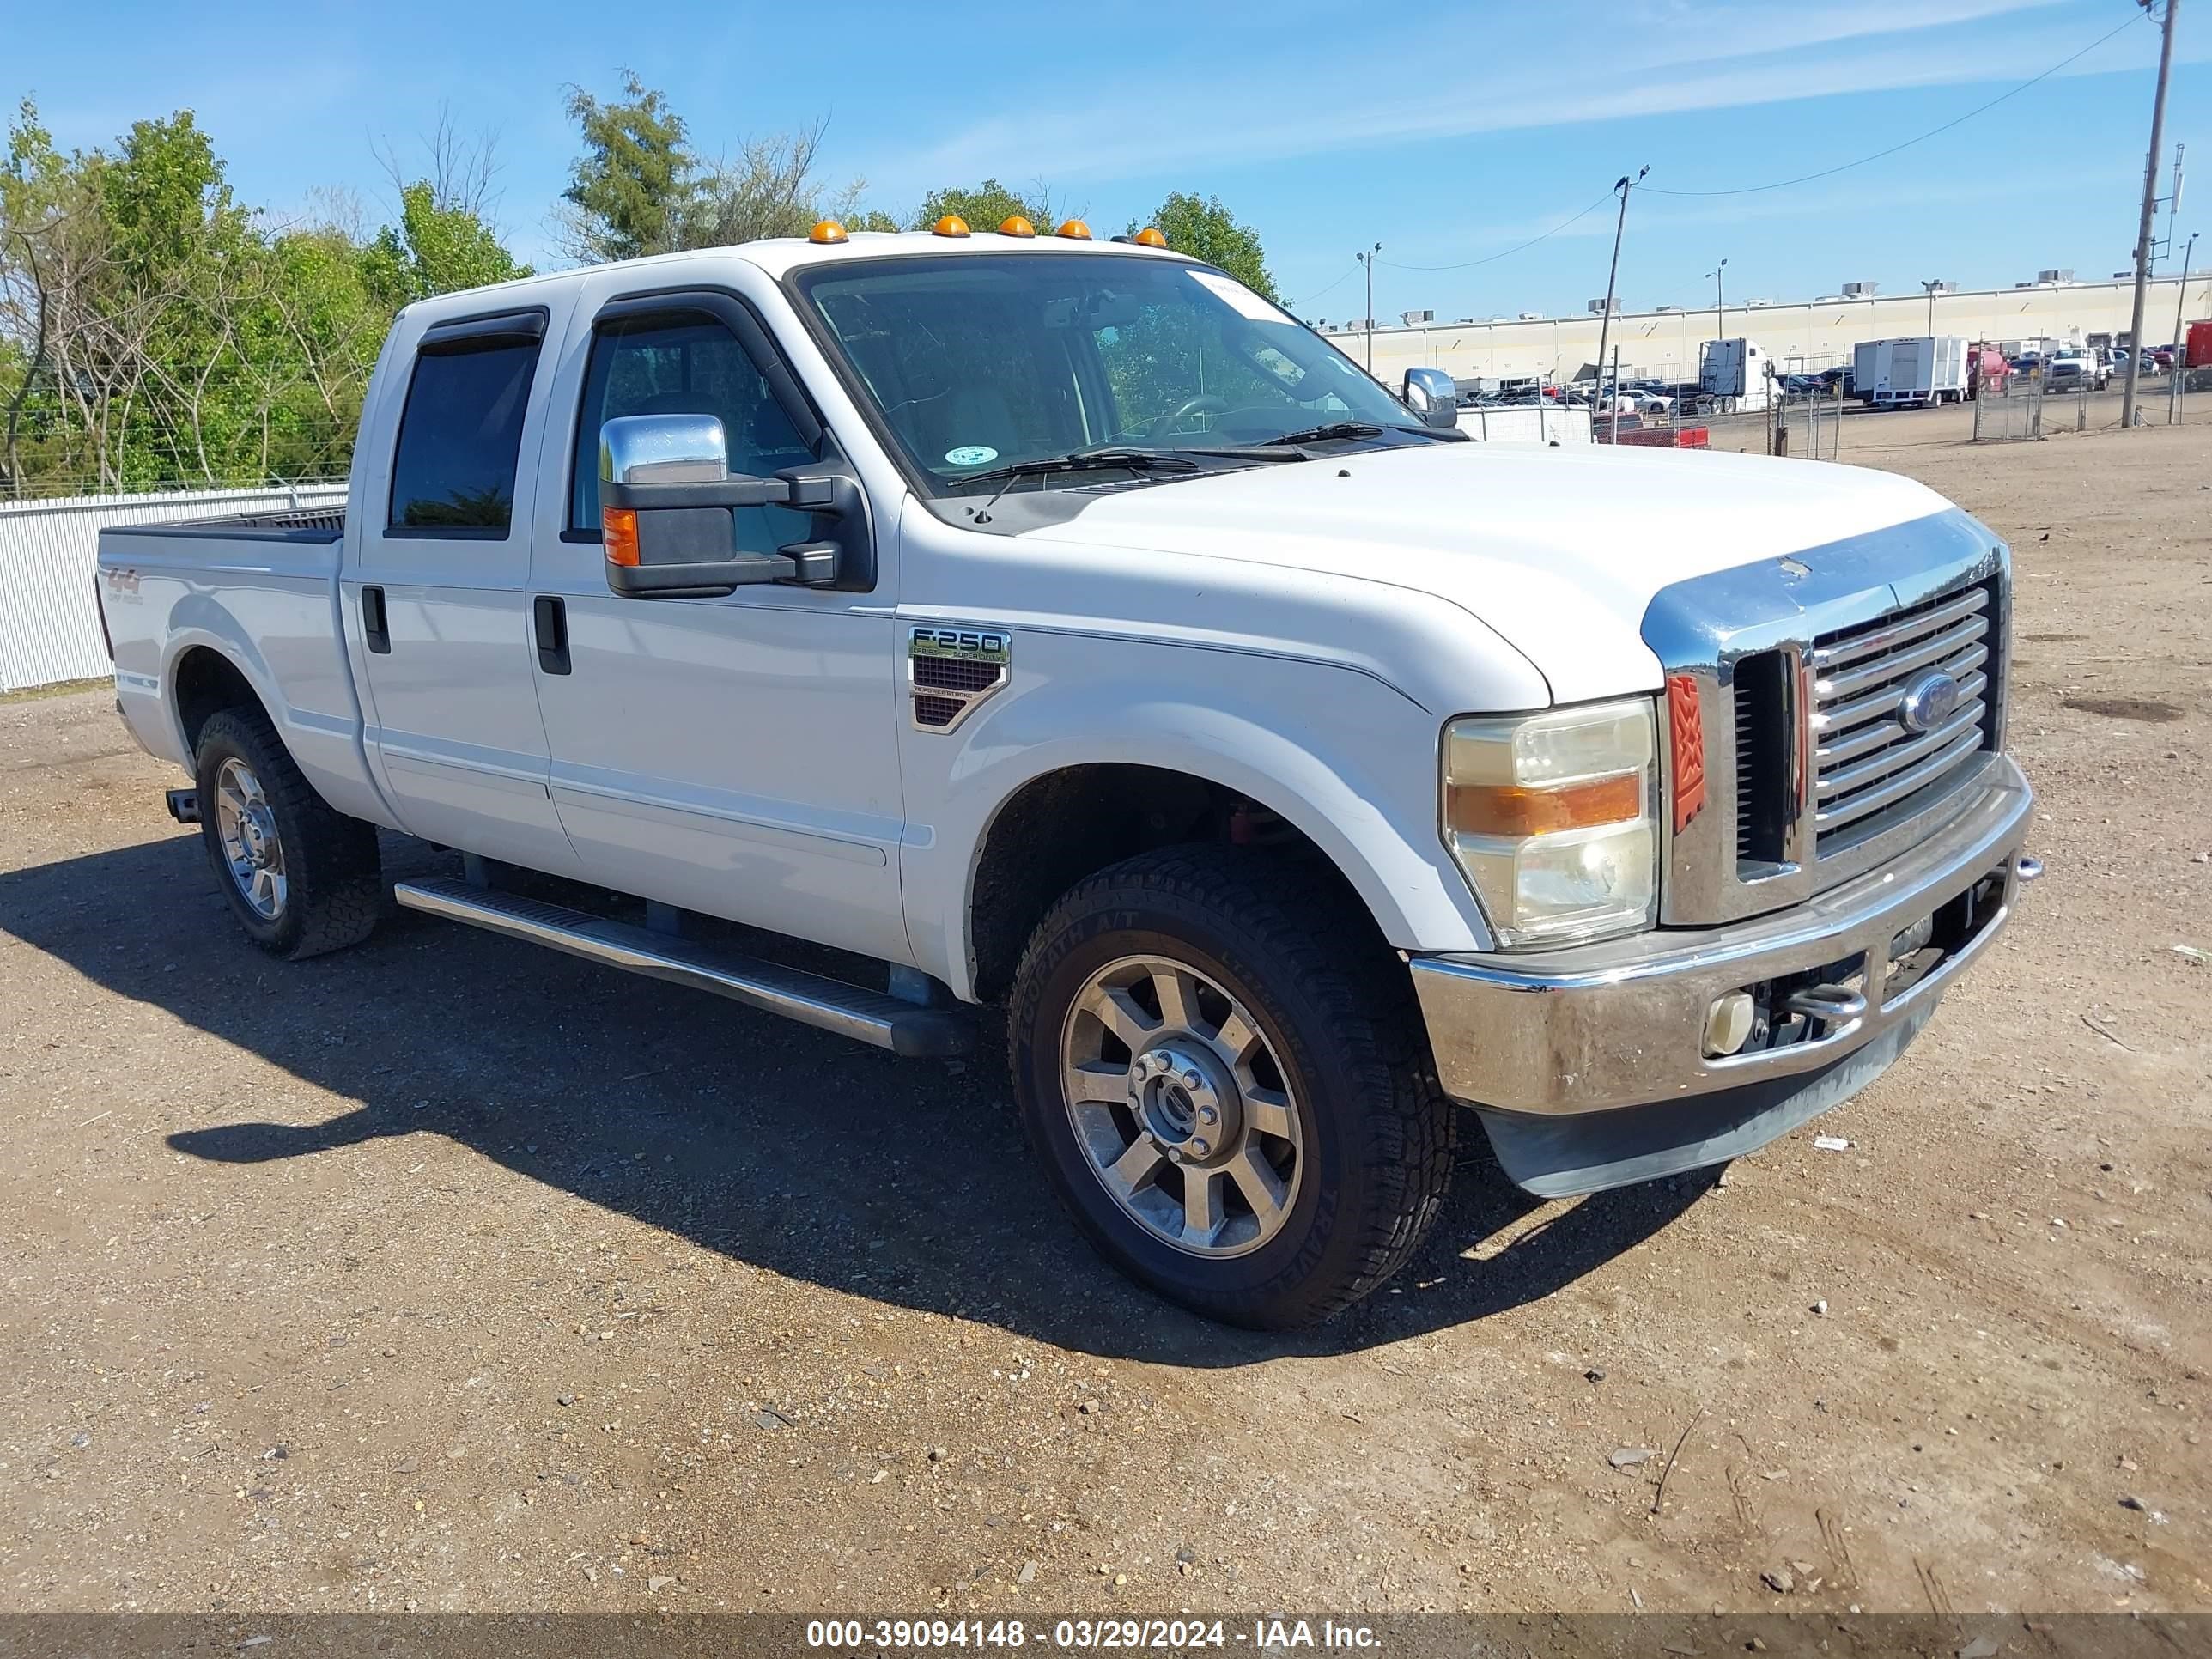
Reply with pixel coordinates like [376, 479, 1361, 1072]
[1008, 846, 1456, 1329]
[193, 708, 381, 960]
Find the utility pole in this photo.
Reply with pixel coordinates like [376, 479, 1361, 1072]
[1356, 242, 1381, 373]
[2124, 0, 2180, 428]
[2172, 229, 2197, 424]
[1706, 257, 1728, 343]
[1592, 167, 1647, 403]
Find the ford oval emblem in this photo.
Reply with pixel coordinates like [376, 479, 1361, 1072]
[1898, 669, 1963, 734]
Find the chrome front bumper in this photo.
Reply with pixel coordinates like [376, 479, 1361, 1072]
[1409, 755, 2033, 1122]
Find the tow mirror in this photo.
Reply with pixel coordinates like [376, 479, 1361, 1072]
[1401, 367, 1462, 429]
[598, 413, 863, 599]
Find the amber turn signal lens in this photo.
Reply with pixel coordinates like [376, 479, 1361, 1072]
[808, 219, 848, 244]
[1444, 774, 1643, 837]
[1054, 218, 1092, 240]
[998, 215, 1036, 238]
[602, 506, 640, 568]
[932, 215, 971, 238]
[1132, 226, 1168, 248]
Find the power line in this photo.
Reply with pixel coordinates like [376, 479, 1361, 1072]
[1292, 261, 1359, 307]
[1376, 191, 1616, 272]
[1642, 11, 2149, 198]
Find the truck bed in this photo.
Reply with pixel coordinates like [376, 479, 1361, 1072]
[95, 507, 389, 829]
[106, 503, 346, 542]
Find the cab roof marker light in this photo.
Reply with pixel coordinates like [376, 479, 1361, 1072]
[998, 216, 1036, 238]
[932, 215, 972, 238]
[1054, 219, 1092, 240]
[1131, 226, 1169, 248]
[808, 219, 848, 245]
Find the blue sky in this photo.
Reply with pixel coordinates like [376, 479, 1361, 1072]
[13, 1, 2206, 322]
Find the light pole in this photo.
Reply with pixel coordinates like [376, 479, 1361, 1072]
[1705, 258, 1727, 343]
[1356, 243, 1381, 372]
[1592, 167, 1647, 403]
[2172, 230, 2198, 423]
[1922, 279, 1944, 335]
[2124, 0, 2180, 428]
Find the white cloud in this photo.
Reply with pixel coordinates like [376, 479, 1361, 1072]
[864, 0, 2148, 194]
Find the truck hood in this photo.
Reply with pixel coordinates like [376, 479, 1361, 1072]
[1018, 441, 1957, 703]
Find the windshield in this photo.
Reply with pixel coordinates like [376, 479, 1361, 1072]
[793, 252, 1427, 495]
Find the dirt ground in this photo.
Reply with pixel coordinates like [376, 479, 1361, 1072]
[1, 417, 2206, 1620]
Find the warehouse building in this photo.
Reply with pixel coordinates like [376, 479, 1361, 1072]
[1322, 271, 2211, 387]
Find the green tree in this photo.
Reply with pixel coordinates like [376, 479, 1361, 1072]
[911, 178, 1050, 232]
[561, 70, 693, 261]
[1135, 192, 1278, 301]
[365, 179, 532, 307]
[1, 95, 528, 495]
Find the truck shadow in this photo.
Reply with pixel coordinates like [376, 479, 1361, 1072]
[1, 832, 1711, 1368]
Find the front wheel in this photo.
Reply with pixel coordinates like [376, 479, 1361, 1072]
[1008, 848, 1456, 1328]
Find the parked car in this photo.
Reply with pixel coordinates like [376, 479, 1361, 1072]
[2045, 351, 2108, 391]
[92, 222, 2039, 1329]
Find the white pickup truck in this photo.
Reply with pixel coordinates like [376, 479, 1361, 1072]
[95, 218, 2037, 1328]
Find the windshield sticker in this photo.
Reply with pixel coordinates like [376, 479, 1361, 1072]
[945, 445, 999, 466]
[1188, 270, 1281, 322]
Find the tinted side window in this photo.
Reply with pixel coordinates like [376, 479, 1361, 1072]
[388, 339, 540, 534]
[571, 318, 818, 535]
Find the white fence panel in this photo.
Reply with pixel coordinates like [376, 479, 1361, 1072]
[0, 483, 346, 691]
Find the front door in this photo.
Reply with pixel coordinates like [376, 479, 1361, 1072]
[522, 277, 909, 964]
[349, 304, 582, 876]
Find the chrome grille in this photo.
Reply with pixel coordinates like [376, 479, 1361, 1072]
[1810, 581, 1996, 854]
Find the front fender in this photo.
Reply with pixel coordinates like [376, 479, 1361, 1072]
[906, 641, 1498, 1000]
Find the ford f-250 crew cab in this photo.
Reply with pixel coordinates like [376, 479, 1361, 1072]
[94, 216, 2038, 1329]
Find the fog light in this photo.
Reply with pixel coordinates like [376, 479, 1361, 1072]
[1703, 990, 1757, 1058]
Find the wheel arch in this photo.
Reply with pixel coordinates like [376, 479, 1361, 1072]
[952, 718, 1491, 1003]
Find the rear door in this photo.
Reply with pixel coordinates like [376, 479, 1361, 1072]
[348, 303, 583, 875]
[520, 274, 909, 963]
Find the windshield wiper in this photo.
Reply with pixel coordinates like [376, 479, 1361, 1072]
[1258, 420, 1466, 448]
[958, 449, 1202, 514]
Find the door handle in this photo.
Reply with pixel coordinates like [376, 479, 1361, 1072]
[533, 594, 570, 675]
[362, 586, 390, 654]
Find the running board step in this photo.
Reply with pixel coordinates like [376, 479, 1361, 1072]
[392, 878, 971, 1059]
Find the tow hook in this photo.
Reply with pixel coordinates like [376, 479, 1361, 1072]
[165, 788, 200, 824]
[2014, 855, 2044, 884]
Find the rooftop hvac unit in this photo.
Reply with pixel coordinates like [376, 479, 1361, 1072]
[1517, 311, 1545, 320]
[1926, 281, 1956, 295]
[2037, 268, 2075, 284]
[2113, 270, 2136, 281]
[1400, 308, 1435, 325]
[1842, 281, 1879, 298]
[1586, 298, 1619, 314]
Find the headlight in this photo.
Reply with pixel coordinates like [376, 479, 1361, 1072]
[1441, 697, 1659, 948]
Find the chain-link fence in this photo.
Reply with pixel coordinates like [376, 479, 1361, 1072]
[1972, 376, 2045, 442]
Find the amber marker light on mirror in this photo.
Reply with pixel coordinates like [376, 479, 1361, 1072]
[602, 507, 640, 568]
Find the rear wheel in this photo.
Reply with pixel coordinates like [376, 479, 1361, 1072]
[1009, 847, 1455, 1329]
[193, 708, 380, 959]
